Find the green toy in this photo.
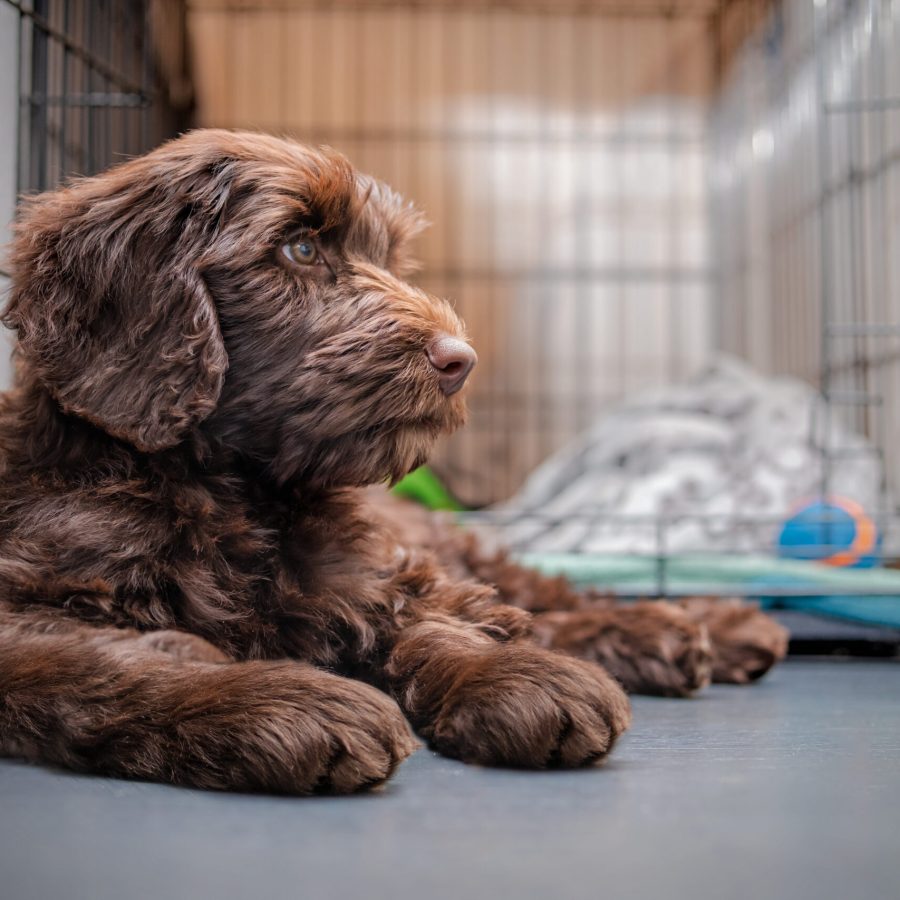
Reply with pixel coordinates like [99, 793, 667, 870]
[391, 466, 463, 511]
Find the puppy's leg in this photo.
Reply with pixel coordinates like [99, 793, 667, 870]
[404, 506, 769, 696]
[678, 597, 789, 684]
[0, 609, 416, 793]
[386, 613, 631, 768]
[441, 534, 715, 696]
[532, 603, 714, 697]
[127, 629, 233, 663]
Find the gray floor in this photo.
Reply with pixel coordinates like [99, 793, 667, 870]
[1, 660, 898, 900]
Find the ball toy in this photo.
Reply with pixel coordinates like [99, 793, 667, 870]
[777, 497, 880, 568]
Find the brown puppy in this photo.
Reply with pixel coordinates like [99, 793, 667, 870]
[0, 130, 787, 792]
[0, 130, 631, 793]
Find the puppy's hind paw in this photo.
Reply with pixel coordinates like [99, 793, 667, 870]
[532, 603, 713, 697]
[679, 598, 789, 684]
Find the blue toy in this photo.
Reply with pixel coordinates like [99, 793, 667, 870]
[776, 497, 881, 569]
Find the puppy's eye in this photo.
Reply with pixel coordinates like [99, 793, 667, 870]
[283, 238, 319, 266]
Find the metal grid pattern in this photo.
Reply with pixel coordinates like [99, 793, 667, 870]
[712, 0, 900, 524]
[189, 0, 722, 506]
[0, 0, 187, 386]
[7, 0, 184, 195]
[471, 0, 900, 593]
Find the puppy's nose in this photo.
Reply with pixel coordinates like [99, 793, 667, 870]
[426, 334, 477, 396]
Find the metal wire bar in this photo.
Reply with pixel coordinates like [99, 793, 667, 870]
[7, 0, 177, 196]
[826, 392, 884, 405]
[462, 510, 889, 526]
[461, 505, 900, 598]
[5, 0, 151, 97]
[826, 324, 900, 336]
[418, 265, 711, 282]
[825, 98, 900, 114]
[190, 1, 721, 20]
[25, 92, 149, 107]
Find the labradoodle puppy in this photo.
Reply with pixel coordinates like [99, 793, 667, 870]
[0, 130, 783, 795]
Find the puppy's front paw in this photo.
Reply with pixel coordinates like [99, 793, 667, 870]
[679, 598, 788, 684]
[178, 665, 419, 794]
[425, 646, 631, 768]
[532, 603, 713, 697]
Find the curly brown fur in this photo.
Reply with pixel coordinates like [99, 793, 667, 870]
[371, 492, 786, 696]
[530, 605, 714, 698]
[387, 614, 630, 766]
[0, 130, 630, 794]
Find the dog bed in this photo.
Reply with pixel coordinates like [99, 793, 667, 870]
[496, 356, 895, 556]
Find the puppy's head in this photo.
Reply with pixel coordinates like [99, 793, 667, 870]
[4, 130, 475, 487]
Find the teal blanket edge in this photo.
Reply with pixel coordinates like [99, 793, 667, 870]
[517, 552, 900, 629]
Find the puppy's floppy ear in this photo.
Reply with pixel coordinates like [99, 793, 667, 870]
[3, 148, 230, 452]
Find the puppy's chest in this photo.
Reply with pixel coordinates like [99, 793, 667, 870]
[195, 492, 404, 659]
[200, 493, 373, 589]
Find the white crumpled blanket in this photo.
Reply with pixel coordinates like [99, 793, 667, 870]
[495, 356, 890, 556]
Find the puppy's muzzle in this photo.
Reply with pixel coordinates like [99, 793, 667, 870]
[425, 334, 477, 396]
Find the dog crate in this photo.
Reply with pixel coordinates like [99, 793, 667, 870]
[186, 0, 900, 602]
[3, 1, 899, 604]
[190, 0, 730, 505]
[0, 0, 189, 385]
[462, 0, 900, 604]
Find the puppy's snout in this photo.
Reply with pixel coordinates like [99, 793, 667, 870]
[425, 334, 477, 396]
